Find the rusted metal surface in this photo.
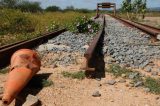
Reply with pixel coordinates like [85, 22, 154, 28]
[82, 16, 105, 72]
[96, 2, 116, 16]
[0, 29, 66, 69]
[109, 15, 160, 41]
[133, 21, 160, 32]
[0, 40, 27, 50]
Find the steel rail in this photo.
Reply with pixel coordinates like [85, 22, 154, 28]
[109, 15, 160, 41]
[82, 15, 105, 71]
[133, 21, 160, 32]
[0, 40, 27, 50]
[0, 29, 66, 69]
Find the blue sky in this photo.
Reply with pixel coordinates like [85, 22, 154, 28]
[29, 0, 160, 9]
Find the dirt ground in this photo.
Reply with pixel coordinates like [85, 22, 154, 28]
[142, 17, 160, 28]
[1, 63, 160, 106]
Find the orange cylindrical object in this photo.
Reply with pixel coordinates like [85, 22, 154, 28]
[2, 49, 41, 105]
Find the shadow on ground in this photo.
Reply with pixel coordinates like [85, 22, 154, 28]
[15, 73, 52, 106]
[85, 29, 105, 79]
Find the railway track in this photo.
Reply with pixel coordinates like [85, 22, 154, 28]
[1, 14, 160, 74]
[0, 29, 66, 69]
[109, 15, 160, 42]
[24, 14, 160, 105]
[1, 14, 160, 106]
[82, 15, 105, 70]
[1, 14, 159, 73]
[104, 14, 160, 71]
[82, 14, 160, 77]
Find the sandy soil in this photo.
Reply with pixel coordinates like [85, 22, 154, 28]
[1, 63, 160, 106]
[142, 17, 160, 28]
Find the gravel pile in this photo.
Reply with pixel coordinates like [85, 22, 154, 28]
[36, 31, 94, 66]
[104, 15, 160, 69]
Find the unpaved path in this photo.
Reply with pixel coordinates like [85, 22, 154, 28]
[1, 65, 160, 106]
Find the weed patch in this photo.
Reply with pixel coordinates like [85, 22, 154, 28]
[42, 79, 54, 87]
[107, 64, 160, 94]
[107, 64, 132, 77]
[62, 71, 85, 80]
[144, 77, 160, 94]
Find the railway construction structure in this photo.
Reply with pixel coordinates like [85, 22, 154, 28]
[1, 2, 160, 106]
[96, 2, 116, 16]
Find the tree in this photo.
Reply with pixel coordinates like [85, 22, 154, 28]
[65, 6, 74, 11]
[133, 0, 147, 19]
[16, 1, 42, 13]
[45, 6, 61, 12]
[121, 0, 147, 20]
[121, 0, 133, 20]
[0, 0, 20, 8]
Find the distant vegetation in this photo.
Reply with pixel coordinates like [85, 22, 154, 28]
[45, 6, 61, 12]
[0, 0, 159, 46]
[0, 9, 94, 46]
[16, 1, 42, 13]
[0, 0, 94, 13]
[121, 0, 147, 20]
[0, 0, 95, 46]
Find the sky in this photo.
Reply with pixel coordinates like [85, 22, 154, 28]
[29, 0, 160, 9]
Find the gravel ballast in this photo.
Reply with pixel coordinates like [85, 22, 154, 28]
[36, 31, 95, 66]
[104, 15, 160, 69]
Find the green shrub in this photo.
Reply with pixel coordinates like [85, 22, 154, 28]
[70, 16, 100, 33]
[45, 6, 61, 12]
[16, 1, 42, 13]
[0, 9, 36, 35]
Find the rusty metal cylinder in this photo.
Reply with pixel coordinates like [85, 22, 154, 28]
[2, 49, 41, 105]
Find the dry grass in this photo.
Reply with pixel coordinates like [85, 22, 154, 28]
[0, 10, 94, 46]
[116, 12, 160, 28]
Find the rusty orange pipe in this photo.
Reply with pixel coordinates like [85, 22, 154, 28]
[2, 49, 41, 105]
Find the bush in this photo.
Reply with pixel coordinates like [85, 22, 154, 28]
[0, 9, 36, 35]
[70, 16, 100, 33]
[45, 6, 61, 12]
[16, 1, 42, 13]
[0, 0, 18, 8]
[10, 14, 35, 33]
[76, 9, 92, 13]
